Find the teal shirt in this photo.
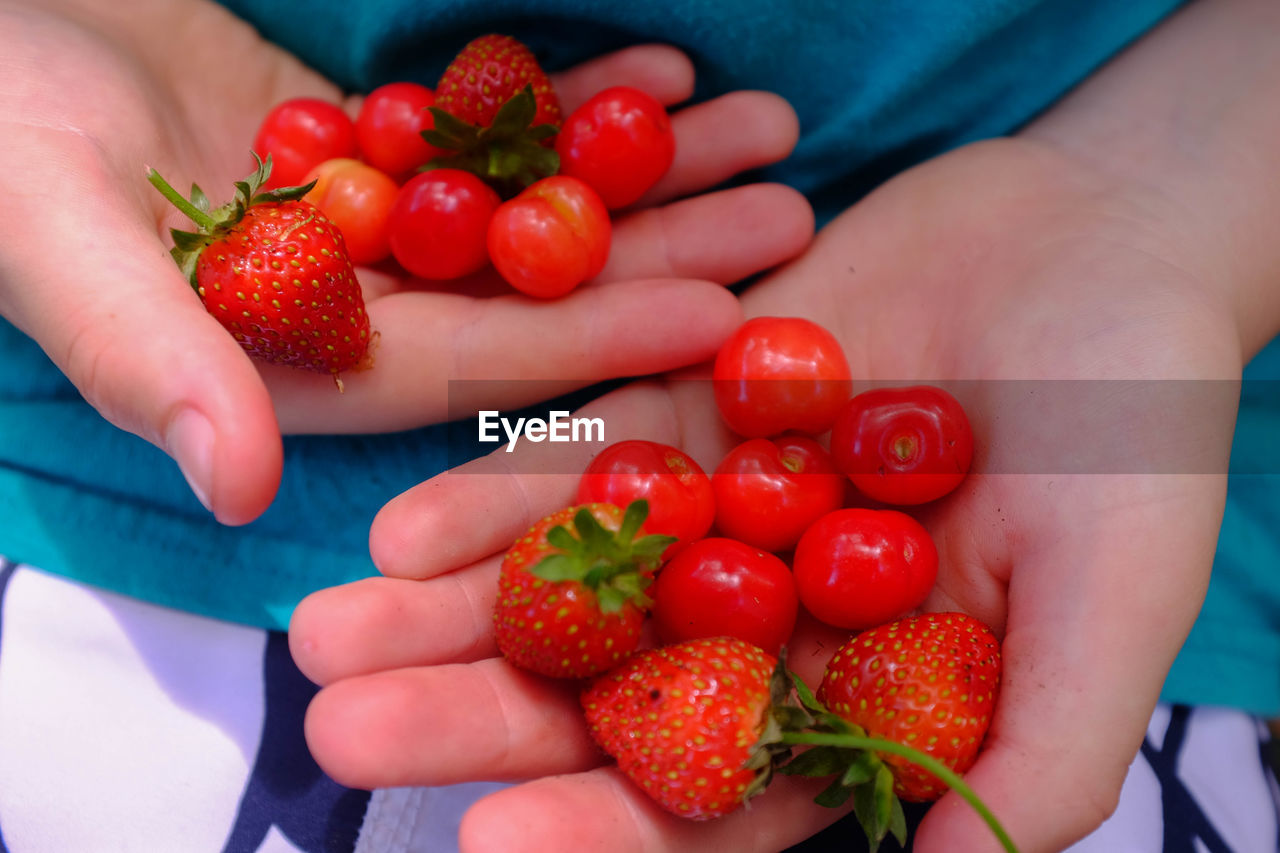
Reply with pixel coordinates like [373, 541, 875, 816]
[11, 0, 1271, 712]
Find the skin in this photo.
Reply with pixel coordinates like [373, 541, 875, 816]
[291, 0, 1280, 851]
[0, 0, 812, 524]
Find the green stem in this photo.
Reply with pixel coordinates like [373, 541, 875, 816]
[781, 732, 1020, 853]
[145, 167, 217, 230]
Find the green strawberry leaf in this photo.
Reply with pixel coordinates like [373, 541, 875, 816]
[573, 507, 615, 553]
[610, 571, 652, 599]
[853, 769, 889, 852]
[595, 584, 628, 614]
[873, 764, 899, 837]
[840, 750, 880, 787]
[248, 152, 271, 189]
[790, 669, 826, 714]
[814, 710, 860, 737]
[772, 705, 817, 732]
[590, 559, 654, 613]
[190, 183, 211, 214]
[233, 178, 254, 206]
[491, 82, 536, 132]
[527, 501, 666, 615]
[617, 499, 649, 544]
[771, 656, 792, 706]
[853, 764, 901, 852]
[763, 654, 821, 746]
[420, 86, 560, 197]
[422, 107, 482, 151]
[766, 668, 1021, 853]
[251, 179, 316, 206]
[815, 775, 857, 809]
[528, 123, 558, 142]
[744, 739, 779, 772]
[169, 229, 208, 253]
[889, 796, 908, 846]
[630, 533, 677, 559]
[529, 553, 579, 582]
[776, 746, 853, 778]
[544, 524, 579, 554]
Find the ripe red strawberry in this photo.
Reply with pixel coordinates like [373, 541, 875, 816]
[581, 637, 781, 820]
[435, 34, 561, 130]
[148, 156, 373, 385]
[494, 500, 673, 679]
[817, 611, 1001, 802]
[424, 34, 562, 195]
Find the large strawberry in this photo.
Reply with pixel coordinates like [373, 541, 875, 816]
[772, 611, 1006, 851]
[494, 500, 673, 679]
[815, 611, 1001, 802]
[578, 620, 1016, 850]
[148, 155, 373, 386]
[424, 34, 562, 195]
[581, 636, 786, 820]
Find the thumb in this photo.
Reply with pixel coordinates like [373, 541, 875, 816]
[912, 474, 1224, 853]
[0, 195, 282, 525]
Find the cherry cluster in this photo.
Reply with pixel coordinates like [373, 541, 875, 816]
[251, 70, 674, 298]
[579, 317, 974, 653]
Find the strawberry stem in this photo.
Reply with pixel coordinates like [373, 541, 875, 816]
[145, 167, 217, 231]
[780, 732, 1020, 853]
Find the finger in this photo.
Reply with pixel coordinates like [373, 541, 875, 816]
[635, 91, 800, 208]
[304, 656, 603, 789]
[598, 184, 814, 285]
[303, 613, 844, 793]
[551, 45, 695, 113]
[269, 278, 739, 433]
[458, 767, 845, 853]
[913, 474, 1224, 853]
[267, 172, 813, 433]
[0, 148, 281, 525]
[293, 561, 843, 691]
[289, 567, 501, 685]
[370, 382, 684, 579]
[380, 180, 811, 296]
[370, 377, 732, 581]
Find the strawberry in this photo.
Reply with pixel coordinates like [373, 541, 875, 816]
[815, 611, 1001, 803]
[494, 500, 673, 679]
[148, 156, 373, 386]
[580, 637, 784, 820]
[424, 34, 562, 195]
[763, 612, 1004, 850]
[577, 615, 1012, 849]
[434, 34, 561, 130]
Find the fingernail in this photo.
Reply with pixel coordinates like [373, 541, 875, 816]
[166, 408, 215, 515]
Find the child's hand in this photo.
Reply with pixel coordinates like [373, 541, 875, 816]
[0, 0, 810, 525]
[291, 137, 1240, 853]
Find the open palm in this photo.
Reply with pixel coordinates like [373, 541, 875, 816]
[290, 138, 1239, 852]
[0, 0, 809, 523]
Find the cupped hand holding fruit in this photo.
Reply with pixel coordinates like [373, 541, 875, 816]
[290, 118, 1252, 852]
[0, 0, 811, 525]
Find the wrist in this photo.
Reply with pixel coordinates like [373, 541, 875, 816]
[1020, 0, 1280, 361]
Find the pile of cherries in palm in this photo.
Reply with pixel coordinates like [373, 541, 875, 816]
[579, 316, 974, 653]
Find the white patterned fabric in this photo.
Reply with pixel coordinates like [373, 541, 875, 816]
[0, 560, 1274, 853]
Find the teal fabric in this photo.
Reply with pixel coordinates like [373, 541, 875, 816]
[0, 319, 454, 628]
[216, 0, 1187, 224]
[9, 0, 1232, 647]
